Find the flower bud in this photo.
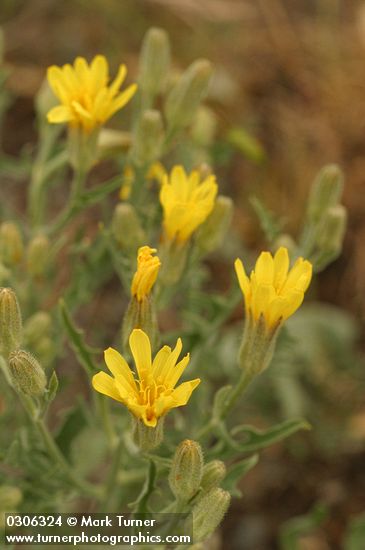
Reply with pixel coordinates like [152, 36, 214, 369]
[315, 205, 347, 270]
[131, 109, 164, 166]
[132, 416, 164, 451]
[67, 126, 99, 172]
[165, 59, 213, 132]
[35, 79, 58, 120]
[8, 350, 47, 396]
[122, 296, 159, 352]
[34, 337, 54, 366]
[195, 196, 233, 253]
[0, 485, 22, 510]
[273, 234, 297, 257]
[23, 312, 52, 347]
[239, 313, 279, 375]
[307, 164, 343, 224]
[139, 27, 170, 100]
[26, 234, 50, 277]
[191, 106, 217, 147]
[169, 440, 203, 502]
[201, 460, 226, 493]
[159, 240, 189, 286]
[0, 222, 23, 266]
[0, 287, 22, 356]
[111, 203, 146, 252]
[193, 488, 230, 542]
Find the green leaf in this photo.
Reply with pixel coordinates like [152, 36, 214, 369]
[222, 454, 259, 498]
[249, 195, 284, 243]
[210, 418, 310, 460]
[55, 402, 89, 460]
[226, 127, 266, 164]
[128, 460, 157, 514]
[59, 298, 100, 377]
[77, 175, 123, 207]
[230, 418, 311, 453]
[279, 503, 328, 550]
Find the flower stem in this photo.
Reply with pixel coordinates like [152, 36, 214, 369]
[48, 162, 87, 236]
[219, 368, 255, 420]
[100, 437, 124, 511]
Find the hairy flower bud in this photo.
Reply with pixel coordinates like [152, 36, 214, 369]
[318, 205, 347, 254]
[35, 79, 58, 120]
[193, 488, 231, 542]
[314, 205, 347, 271]
[165, 59, 213, 132]
[139, 27, 170, 100]
[122, 296, 159, 352]
[0, 287, 22, 356]
[132, 416, 164, 451]
[169, 440, 203, 502]
[8, 350, 47, 396]
[0, 222, 23, 266]
[23, 312, 52, 346]
[131, 109, 164, 166]
[191, 106, 217, 147]
[307, 164, 343, 224]
[112, 203, 146, 252]
[195, 195, 233, 253]
[201, 460, 226, 493]
[26, 234, 50, 277]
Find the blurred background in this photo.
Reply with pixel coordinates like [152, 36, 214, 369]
[1, 1, 365, 548]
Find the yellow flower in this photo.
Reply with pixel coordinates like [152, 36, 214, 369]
[47, 55, 137, 132]
[131, 246, 161, 302]
[92, 329, 200, 427]
[235, 247, 312, 330]
[160, 165, 218, 242]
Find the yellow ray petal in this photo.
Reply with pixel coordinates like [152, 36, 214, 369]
[255, 252, 274, 285]
[170, 378, 201, 406]
[165, 354, 190, 388]
[273, 247, 289, 290]
[47, 105, 73, 123]
[152, 345, 171, 378]
[158, 338, 183, 384]
[129, 329, 152, 379]
[234, 258, 250, 297]
[108, 64, 127, 97]
[104, 347, 137, 392]
[92, 372, 124, 403]
[107, 84, 138, 117]
[251, 283, 275, 321]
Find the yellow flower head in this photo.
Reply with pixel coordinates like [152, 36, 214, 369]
[47, 55, 137, 132]
[160, 165, 218, 242]
[235, 247, 312, 330]
[131, 246, 161, 302]
[92, 329, 200, 427]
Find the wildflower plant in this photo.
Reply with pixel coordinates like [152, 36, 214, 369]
[0, 25, 349, 547]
